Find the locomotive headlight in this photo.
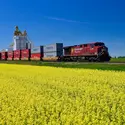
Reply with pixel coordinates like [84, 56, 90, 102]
[102, 48, 105, 52]
[102, 47, 107, 52]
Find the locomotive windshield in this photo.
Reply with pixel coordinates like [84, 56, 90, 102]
[94, 43, 105, 46]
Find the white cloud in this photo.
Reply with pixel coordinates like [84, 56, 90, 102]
[44, 16, 88, 24]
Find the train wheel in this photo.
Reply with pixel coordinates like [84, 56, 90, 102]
[89, 57, 94, 62]
[89, 57, 96, 62]
[96, 58, 101, 62]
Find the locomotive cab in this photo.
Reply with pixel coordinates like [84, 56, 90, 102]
[94, 42, 111, 61]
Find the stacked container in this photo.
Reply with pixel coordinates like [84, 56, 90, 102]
[43, 43, 63, 61]
[14, 50, 21, 60]
[7, 50, 14, 60]
[1, 51, 8, 60]
[21, 49, 31, 60]
[31, 46, 43, 60]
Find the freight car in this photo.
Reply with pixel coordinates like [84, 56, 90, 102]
[14, 50, 21, 60]
[0, 42, 111, 62]
[31, 46, 43, 61]
[43, 43, 63, 61]
[7, 50, 14, 60]
[21, 49, 31, 61]
[0, 51, 8, 60]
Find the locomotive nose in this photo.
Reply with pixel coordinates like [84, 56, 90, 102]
[102, 46, 107, 52]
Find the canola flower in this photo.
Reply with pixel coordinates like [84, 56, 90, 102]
[0, 64, 125, 125]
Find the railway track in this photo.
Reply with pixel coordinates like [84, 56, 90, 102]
[43, 61, 125, 64]
[0, 60, 125, 65]
[64, 62, 125, 64]
[35, 61, 125, 65]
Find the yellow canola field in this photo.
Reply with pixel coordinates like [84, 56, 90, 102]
[0, 64, 125, 125]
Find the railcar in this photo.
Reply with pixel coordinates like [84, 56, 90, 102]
[14, 50, 21, 60]
[21, 49, 31, 61]
[1, 51, 8, 60]
[7, 51, 14, 60]
[31, 46, 43, 61]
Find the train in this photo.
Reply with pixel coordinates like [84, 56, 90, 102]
[0, 42, 111, 62]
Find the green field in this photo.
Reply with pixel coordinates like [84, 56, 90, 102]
[0, 60, 125, 71]
[110, 58, 125, 63]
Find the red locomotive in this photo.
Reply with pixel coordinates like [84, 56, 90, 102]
[63, 42, 111, 62]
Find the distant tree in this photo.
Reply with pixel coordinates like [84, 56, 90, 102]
[118, 56, 125, 58]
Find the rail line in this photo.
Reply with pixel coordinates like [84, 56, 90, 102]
[31, 60, 125, 64]
[0, 60, 125, 65]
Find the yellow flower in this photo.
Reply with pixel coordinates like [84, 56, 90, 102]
[0, 64, 125, 124]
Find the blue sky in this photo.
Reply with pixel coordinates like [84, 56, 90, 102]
[0, 0, 125, 56]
